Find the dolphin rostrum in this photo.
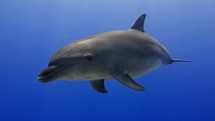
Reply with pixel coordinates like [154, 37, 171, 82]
[38, 13, 191, 93]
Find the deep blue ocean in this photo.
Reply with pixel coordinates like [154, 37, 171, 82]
[1, 0, 214, 121]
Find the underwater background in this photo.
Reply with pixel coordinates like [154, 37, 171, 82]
[0, 0, 215, 121]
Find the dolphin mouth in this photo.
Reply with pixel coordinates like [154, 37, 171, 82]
[37, 65, 61, 83]
[37, 65, 70, 83]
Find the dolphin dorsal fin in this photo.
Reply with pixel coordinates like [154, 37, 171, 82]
[130, 13, 146, 32]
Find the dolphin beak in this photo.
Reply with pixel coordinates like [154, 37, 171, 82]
[37, 76, 55, 83]
[37, 66, 60, 83]
[37, 76, 51, 83]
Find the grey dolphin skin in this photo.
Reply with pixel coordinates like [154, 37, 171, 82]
[38, 13, 191, 93]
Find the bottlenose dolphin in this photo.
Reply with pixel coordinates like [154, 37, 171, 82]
[38, 13, 190, 93]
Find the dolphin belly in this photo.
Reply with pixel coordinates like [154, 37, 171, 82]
[128, 58, 162, 78]
[103, 55, 163, 80]
[58, 63, 109, 81]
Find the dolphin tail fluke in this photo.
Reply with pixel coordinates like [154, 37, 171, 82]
[171, 59, 192, 63]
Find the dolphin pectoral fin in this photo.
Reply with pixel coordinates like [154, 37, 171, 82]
[89, 79, 108, 93]
[111, 72, 145, 91]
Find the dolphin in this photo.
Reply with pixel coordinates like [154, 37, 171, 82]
[38, 13, 190, 93]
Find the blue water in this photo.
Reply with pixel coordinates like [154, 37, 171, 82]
[1, 0, 214, 121]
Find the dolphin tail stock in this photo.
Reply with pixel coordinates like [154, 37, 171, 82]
[171, 59, 192, 63]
